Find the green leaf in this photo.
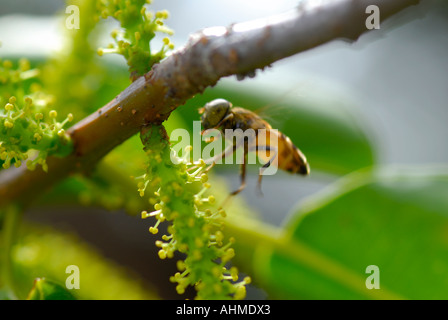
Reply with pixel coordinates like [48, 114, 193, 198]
[177, 82, 375, 175]
[27, 278, 76, 300]
[250, 167, 448, 299]
[13, 224, 158, 300]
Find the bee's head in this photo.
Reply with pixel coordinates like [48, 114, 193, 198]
[199, 99, 232, 130]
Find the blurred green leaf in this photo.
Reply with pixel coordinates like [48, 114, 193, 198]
[13, 224, 158, 300]
[27, 278, 76, 300]
[249, 166, 448, 299]
[176, 83, 375, 175]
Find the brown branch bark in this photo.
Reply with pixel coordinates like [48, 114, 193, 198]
[0, 0, 421, 208]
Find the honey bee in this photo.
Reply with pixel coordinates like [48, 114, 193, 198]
[199, 98, 310, 197]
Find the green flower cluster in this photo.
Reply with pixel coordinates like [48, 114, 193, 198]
[0, 59, 74, 171]
[95, 0, 175, 79]
[43, 0, 103, 120]
[138, 125, 250, 300]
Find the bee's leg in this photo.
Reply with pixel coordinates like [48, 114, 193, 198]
[202, 113, 234, 136]
[252, 145, 278, 197]
[257, 174, 264, 197]
[203, 143, 237, 165]
[201, 113, 233, 143]
[204, 161, 216, 173]
[230, 145, 248, 196]
[220, 143, 247, 208]
[214, 113, 234, 129]
[203, 130, 222, 143]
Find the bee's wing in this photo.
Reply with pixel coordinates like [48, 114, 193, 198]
[232, 107, 272, 130]
[252, 104, 295, 129]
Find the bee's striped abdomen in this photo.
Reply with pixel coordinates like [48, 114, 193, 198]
[276, 132, 309, 175]
[254, 129, 309, 175]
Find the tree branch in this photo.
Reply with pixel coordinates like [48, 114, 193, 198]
[0, 0, 421, 207]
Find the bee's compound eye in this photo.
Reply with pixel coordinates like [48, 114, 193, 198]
[202, 99, 232, 129]
[205, 99, 232, 112]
